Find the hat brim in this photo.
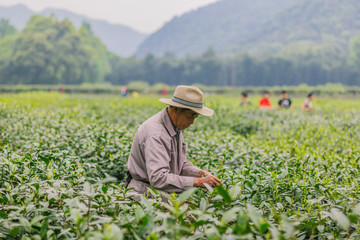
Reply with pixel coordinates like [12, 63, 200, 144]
[159, 98, 214, 117]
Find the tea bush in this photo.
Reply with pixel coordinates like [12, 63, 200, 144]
[0, 92, 360, 239]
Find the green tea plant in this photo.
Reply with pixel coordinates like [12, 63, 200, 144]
[0, 92, 360, 239]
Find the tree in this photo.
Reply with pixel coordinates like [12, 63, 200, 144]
[347, 36, 360, 84]
[79, 22, 111, 83]
[0, 19, 17, 39]
[349, 36, 360, 67]
[3, 15, 92, 84]
[105, 55, 142, 85]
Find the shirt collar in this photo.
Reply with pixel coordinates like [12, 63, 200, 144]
[161, 108, 178, 137]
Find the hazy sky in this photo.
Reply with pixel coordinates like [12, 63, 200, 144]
[0, 0, 218, 33]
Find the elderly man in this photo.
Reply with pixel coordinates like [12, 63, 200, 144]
[124, 85, 222, 195]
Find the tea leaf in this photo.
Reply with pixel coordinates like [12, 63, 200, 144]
[330, 208, 350, 230]
[179, 188, 197, 204]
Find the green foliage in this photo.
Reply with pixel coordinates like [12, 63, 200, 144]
[2, 1, 360, 87]
[1, 93, 360, 239]
[106, 50, 360, 86]
[0, 4, 147, 57]
[136, 0, 296, 56]
[1, 14, 360, 86]
[137, 0, 360, 58]
[79, 22, 111, 83]
[1, 83, 360, 96]
[349, 36, 360, 67]
[243, 0, 360, 56]
[0, 16, 112, 85]
[0, 18, 17, 39]
[127, 81, 150, 91]
[0, 15, 88, 84]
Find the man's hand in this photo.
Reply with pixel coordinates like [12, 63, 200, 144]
[197, 170, 213, 178]
[194, 170, 223, 188]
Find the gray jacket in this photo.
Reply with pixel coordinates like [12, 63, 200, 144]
[126, 108, 200, 194]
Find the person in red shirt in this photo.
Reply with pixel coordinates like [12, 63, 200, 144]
[259, 91, 272, 108]
[161, 86, 167, 96]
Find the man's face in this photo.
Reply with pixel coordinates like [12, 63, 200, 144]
[176, 109, 199, 130]
[282, 93, 288, 99]
[264, 93, 270, 99]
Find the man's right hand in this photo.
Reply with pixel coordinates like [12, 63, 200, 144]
[193, 175, 223, 188]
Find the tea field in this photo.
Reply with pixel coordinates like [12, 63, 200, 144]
[1, 92, 360, 239]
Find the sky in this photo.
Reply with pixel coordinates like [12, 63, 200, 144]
[0, 0, 218, 33]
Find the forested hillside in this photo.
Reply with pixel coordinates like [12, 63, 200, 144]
[237, 0, 360, 54]
[106, 47, 360, 86]
[1, 3, 360, 86]
[0, 4, 147, 56]
[137, 0, 296, 56]
[137, 0, 360, 57]
[0, 16, 111, 84]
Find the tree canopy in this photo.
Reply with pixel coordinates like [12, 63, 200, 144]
[0, 16, 109, 84]
[0, 15, 360, 86]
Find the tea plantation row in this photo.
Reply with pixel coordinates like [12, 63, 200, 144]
[0, 93, 360, 239]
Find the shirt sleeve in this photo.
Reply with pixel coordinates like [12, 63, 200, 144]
[142, 136, 194, 193]
[181, 160, 201, 177]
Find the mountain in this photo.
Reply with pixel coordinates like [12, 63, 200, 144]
[236, 0, 360, 54]
[136, 0, 298, 56]
[136, 0, 360, 57]
[0, 4, 33, 29]
[0, 4, 147, 56]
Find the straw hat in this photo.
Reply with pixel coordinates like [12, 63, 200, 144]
[159, 85, 214, 116]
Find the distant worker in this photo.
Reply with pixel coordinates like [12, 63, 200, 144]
[240, 92, 251, 108]
[301, 92, 314, 111]
[125, 85, 223, 198]
[58, 84, 65, 94]
[259, 91, 272, 108]
[278, 90, 292, 109]
[161, 86, 167, 96]
[121, 86, 128, 97]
